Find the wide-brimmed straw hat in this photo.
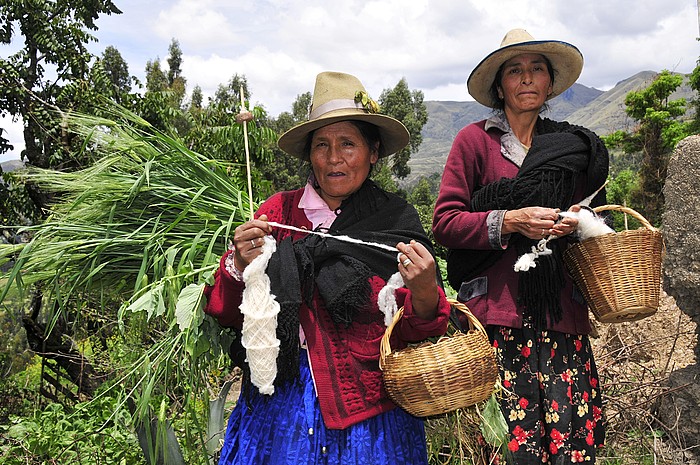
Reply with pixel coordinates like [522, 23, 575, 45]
[467, 28, 584, 108]
[278, 71, 410, 159]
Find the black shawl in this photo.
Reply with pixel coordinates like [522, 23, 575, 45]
[446, 117, 608, 328]
[236, 179, 434, 395]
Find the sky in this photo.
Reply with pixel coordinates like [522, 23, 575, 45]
[1, 0, 699, 162]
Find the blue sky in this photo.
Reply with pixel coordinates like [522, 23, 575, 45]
[2, 0, 699, 162]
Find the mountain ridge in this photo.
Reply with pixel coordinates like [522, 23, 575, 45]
[406, 70, 694, 184]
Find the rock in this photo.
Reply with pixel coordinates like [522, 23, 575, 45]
[663, 135, 700, 323]
[659, 134, 700, 458]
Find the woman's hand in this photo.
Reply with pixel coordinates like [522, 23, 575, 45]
[550, 205, 580, 237]
[231, 214, 273, 271]
[503, 206, 576, 240]
[396, 240, 439, 320]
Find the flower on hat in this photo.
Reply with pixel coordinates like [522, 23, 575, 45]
[354, 90, 380, 114]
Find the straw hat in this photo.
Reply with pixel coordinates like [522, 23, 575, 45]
[278, 71, 410, 159]
[467, 28, 584, 108]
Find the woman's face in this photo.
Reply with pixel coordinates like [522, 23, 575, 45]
[497, 53, 553, 115]
[309, 121, 379, 210]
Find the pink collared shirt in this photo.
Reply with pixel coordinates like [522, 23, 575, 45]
[298, 181, 338, 230]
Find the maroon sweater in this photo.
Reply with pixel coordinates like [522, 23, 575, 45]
[433, 120, 592, 335]
[204, 188, 450, 429]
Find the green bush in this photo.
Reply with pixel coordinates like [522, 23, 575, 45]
[1, 395, 146, 465]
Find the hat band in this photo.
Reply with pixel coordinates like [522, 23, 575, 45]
[309, 98, 364, 119]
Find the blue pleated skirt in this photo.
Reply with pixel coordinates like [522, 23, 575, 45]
[218, 350, 428, 465]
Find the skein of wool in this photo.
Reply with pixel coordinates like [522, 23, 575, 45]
[240, 235, 280, 395]
[377, 271, 405, 327]
[559, 208, 614, 241]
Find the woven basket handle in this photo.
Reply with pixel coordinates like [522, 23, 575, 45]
[379, 298, 487, 370]
[592, 204, 658, 232]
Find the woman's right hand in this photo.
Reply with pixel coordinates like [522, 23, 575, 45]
[503, 207, 560, 240]
[231, 214, 273, 271]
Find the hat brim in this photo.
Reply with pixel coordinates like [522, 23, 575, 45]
[278, 110, 410, 159]
[467, 40, 583, 108]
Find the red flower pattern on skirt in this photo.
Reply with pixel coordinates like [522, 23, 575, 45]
[486, 323, 606, 464]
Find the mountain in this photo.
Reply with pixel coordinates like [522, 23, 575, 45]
[0, 159, 24, 173]
[406, 71, 695, 185]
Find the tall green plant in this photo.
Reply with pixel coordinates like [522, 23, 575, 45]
[0, 104, 275, 463]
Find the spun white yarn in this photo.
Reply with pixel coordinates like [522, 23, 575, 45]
[240, 235, 280, 395]
[514, 238, 553, 272]
[377, 271, 405, 327]
[267, 221, 398, 252]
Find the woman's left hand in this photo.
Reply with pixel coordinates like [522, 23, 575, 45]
[396, 240, 439, 319]
[549, 204, 581, 237]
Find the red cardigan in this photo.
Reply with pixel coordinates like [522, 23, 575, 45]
[204, 188, 450, 429]
[433, 120, 592, 335]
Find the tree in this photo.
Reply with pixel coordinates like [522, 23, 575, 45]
[261, 91, 313, 192]
[190, 85, 203, 111]
[379, 78, 428, 179]
[101, 45, 132, 98]
[604, 70, 688, 226]
[0, 0, 122, 167]
[141, 42, 188, 133]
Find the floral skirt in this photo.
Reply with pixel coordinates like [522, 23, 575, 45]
[489, 324, 605, 464]
[217, 350, 428, 465]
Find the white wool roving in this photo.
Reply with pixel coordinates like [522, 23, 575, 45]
[559, 209, 614, 241]
[240, 235, 280, 395]
[514, 238, 553, 272]
[377, 271, 405, 327]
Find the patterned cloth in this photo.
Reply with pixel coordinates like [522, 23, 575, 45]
[489, 322, 605, 464]
[218, 350, 428, 465]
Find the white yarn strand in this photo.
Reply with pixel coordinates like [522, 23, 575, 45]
[240, 235, 280, 395]
[267, 221, 398, 252]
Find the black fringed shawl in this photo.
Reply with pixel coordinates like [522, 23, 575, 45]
[446, 117, 608, 329]
[238, 179, 434, 395]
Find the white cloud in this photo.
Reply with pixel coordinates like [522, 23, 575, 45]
[0, 115, 24, 163]
[2, 0, 698, 160]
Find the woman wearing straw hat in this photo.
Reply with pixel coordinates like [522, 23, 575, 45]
[204, 71, 451, 464]
[433, 29, 609, 463]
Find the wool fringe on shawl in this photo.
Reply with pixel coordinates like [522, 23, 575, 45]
[240, 237, 404, 395]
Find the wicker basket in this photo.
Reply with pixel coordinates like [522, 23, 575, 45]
[563, 205, 663, 324]
[379, 299, 498, 417]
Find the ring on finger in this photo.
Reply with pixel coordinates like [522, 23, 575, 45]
[402, 258, 412, 267]
[251, 239, 256, 248]
[541, 229, 546, 236]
